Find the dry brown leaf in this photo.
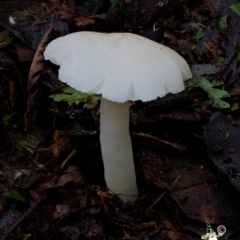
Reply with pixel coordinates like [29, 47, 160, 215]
[72, 15, 96, 27]
[49, 0, 77, 20]
[28, 27, 52, 94]
[25, 28, 53, 129]
[14, 42, 35, 62]
[97, 190, 113, 199]
[53, 204, 70, 219]
[125, 0, 132, 4]
[52, 130, 72, 157]
[41, 166, 84, 189]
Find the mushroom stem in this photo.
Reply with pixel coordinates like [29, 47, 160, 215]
[100, 98, 139, 202]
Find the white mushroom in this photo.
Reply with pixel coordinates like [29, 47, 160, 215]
[44, 32, 192, 202]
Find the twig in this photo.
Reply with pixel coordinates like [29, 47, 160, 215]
[61, 149, 77, 169]
[132, 131, 186, 152]
[147, 174, 181, 210]
[1, 197, 43, 240]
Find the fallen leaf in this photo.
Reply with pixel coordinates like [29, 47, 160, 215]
[25, 28, 53, 129]
[72, 15, 96, 27]
[53, 204, 70, 219]
[204, 112, 240, 192]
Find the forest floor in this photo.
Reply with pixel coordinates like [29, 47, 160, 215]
[1, 0, 240, 239]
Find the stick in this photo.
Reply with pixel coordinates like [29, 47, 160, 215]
[147, 174, 181, 210]
[1, 198, 43, 240]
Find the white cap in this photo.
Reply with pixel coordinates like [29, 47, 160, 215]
[44, 31, 192, 103]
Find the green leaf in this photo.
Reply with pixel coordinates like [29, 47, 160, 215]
[225, 131, 230, 139]
[231, 102, 239, 112]
[110, 0, 121, 7]
[50, 87, 100, 109]
[190, 22, 205, 30]
[197, 77, 230, 109]
[2, 114, 11, 125]
[50, 87, 89, 105]
[0, 34, 14, 47]
[195, 30, 205, 41]
[83, 95, 100, 109]
[218, 56, 225, 63]
[24, 234, 32, 239]
[230, 3, 240, 16]
[2, 189, 26, 202]
[217, 15, 227, 31]
[11, 128, 41, 161]
[190, 22, 206, 41]
[237, 52, 240, 62]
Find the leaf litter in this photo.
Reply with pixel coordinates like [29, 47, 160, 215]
[1, 0, 240, 239]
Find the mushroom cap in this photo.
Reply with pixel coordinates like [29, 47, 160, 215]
[44, 32, 192, 102]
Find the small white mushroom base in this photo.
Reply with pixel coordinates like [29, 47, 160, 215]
[100, 98, 139, 202]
